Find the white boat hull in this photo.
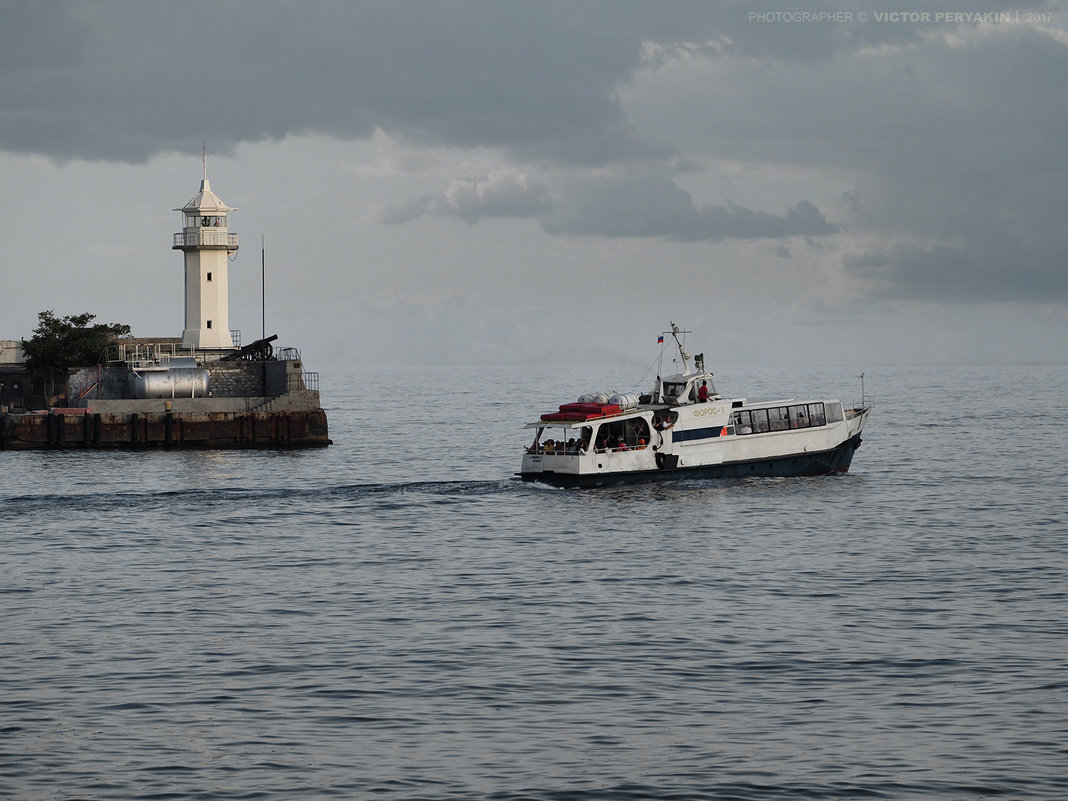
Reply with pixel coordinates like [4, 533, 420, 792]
[520, 408, 869, 488]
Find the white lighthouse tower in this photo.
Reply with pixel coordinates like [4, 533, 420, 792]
[173, 157, 239, 350]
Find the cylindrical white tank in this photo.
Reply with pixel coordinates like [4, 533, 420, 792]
[129, 367, 210, 399]
[608, 392, 639, 410]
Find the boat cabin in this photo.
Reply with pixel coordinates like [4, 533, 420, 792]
[526, 413, 654, 457]
[652, 372, 720, 405]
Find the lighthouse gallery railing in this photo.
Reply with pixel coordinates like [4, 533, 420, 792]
[172, 231, 239, 249]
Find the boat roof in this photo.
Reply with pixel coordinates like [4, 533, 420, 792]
[524, 407, 659, 429]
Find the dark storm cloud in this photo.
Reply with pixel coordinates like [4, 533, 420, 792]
[5, 0, 1043, 165]
[622, 17, 1068, 303]
[540, 176, 837, 241]
[0, 0, 682, 165]
[845, 238, 1068, 303]
[380, 171, 838, 241]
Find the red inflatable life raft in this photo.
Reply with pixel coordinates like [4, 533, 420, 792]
[540, 402, 623, 422]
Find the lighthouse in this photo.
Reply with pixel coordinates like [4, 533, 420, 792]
[172, 160, 239, 350]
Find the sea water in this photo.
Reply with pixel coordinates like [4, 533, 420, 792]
[2, 365, 1066, 800]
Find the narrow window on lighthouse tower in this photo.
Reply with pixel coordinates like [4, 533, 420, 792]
[207, 320, 213, 329]
[207, 272, 212, 282]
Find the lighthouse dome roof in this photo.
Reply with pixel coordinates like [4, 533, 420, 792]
[175, 178, 235, 213]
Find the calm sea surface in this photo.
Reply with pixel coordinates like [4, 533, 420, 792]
[2, 365, 1066, 800]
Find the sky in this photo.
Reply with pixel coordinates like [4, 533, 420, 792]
[1, 0, 1066, 370]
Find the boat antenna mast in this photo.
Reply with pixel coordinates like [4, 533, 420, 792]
[667, 321, 693, 375]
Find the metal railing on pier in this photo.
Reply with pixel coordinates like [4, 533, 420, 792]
[288, 372, 319, 392]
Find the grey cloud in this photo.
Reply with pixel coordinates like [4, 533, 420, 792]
[0, 1, 660, 165]
[844, 239, 1068, 303]
[375, 196, 436, 225]
[376, 169, 553, 224]
[4, 1, 1044, 165]
[540, 176, 837, 241]
[442, 171, 554, 223]
[622, 20, 1068, 304]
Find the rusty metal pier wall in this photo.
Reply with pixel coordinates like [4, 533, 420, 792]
[0, 408, 331, 450]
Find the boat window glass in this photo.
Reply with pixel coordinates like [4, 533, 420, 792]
[809, 403, 826, 426]
[663, 382, 685, 400]
[750, 408, 770, 433]
[732, 403, 827, 435]
[826, 402, 844, 423]
[731, 410, 752, 434]
[769, 407, 788, 431]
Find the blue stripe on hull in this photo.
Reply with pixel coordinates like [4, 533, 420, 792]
[519, 434, 863, 488]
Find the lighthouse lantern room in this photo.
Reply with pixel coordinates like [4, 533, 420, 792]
[173, 159, 239, 351]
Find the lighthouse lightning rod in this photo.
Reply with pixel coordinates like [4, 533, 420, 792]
[261, 235, 266, 343]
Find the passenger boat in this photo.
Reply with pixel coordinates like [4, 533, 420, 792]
[518, 324, 870, 487]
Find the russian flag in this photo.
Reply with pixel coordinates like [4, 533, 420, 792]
[657, 335, 664, 343]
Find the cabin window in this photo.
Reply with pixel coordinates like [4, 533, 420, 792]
[529, 426, 593, 455]
[769, 407, 789, 431]
[662, 382, 685, 400]
[826, 402, 844, 423]
[594, 418, 650, 452]
[751, 408, 770, 433]
[731, 402, 828, 435]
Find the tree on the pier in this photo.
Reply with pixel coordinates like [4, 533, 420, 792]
[21, 310, 132, 393]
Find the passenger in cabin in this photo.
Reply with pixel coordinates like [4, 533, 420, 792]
[617, 436, 628, 451]
[566, 438, 578, 454]
[596, 435, 609, 453]
[580, 428, 592, 453]
[698, 381, 709, 402]
[544, 439, 555, 453]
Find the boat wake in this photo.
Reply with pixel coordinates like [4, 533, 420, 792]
[2, 479, 524, 519]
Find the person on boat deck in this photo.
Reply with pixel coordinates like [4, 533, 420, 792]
[616, 436, 628, 451]
[697, 381, 709, 402]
